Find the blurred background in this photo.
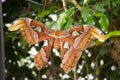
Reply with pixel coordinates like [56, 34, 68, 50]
[2, 0, 120, 80]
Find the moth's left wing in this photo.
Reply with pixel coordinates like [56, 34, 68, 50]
[34, 38, 53, 70]
[8, 18, 39, 45]
[8, 18, 55, 70]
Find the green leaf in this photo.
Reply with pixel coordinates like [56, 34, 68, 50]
[99, 14, 109, 31]
[57, 13, 67, 29]
[48, 6, 57, 11]
[63, 18, 73, 30]
[65, 7, 75, 17]
[102, 0, 110, 7]
[92, 2, 105, 12]
[12, 36, 17, 43]
[81, 6, 91, 22]
[86, 15, 95, 25]
[57, 7, 75, 30]
[20, 38, 28, 49]
[50, 21, 61, 30]
[105, 31, 120, 40]
[94, 12, 104, 17]
[45, 21, 55, 28]
[38, 6, 57, 18]
[38, 10, 51, 18]
[94, 13, 109, 31]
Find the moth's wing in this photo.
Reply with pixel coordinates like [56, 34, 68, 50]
[60, 33, 87, 73]
[31, 19, 55, 43]
[61, 25, 106, 73]
[60, 37, 75, 58]
[8, 18, 55, 70]
[60, 47, 83, 73]
[34, 38, 53, 70]
[60, 26, 84, 58]
[31, 20, 55, 70]
[8, 18, 53, 45]
[8, 18, 39, 45]
[59, 26, 84, 72]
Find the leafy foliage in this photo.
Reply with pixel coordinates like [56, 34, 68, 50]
[106, 31, 120, 40]
[3, 0, 120, 80]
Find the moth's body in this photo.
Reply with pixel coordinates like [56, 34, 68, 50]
[8, 18, 105, 73]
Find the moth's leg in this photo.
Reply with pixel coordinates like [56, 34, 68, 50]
[34, 38, 53, 70]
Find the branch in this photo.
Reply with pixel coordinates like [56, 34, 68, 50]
[73, 64, 77, 80]
[69, 0, 82, 11]
[61, 0, 67, 11]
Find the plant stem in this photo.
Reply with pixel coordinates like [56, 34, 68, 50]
[61, 0, 67, 11]
[38, 70, 40, 80]
[74, 64, 77, 80]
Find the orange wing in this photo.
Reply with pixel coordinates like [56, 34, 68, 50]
[9, 18, 38, 45]
[34, 38, 53, 70]
[8, 18, 54, 70]
[60, 25, 105, 73]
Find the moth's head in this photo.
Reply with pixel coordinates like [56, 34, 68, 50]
[83, 25, 105, 42]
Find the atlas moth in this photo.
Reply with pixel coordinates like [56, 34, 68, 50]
[8, 18, 105, 73]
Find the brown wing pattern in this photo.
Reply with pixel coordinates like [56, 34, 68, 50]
[34, 38, 53, 70]
[9, 18, 38, 45]
[8, 18, 105, 73]
[60, 25, 105, 73]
